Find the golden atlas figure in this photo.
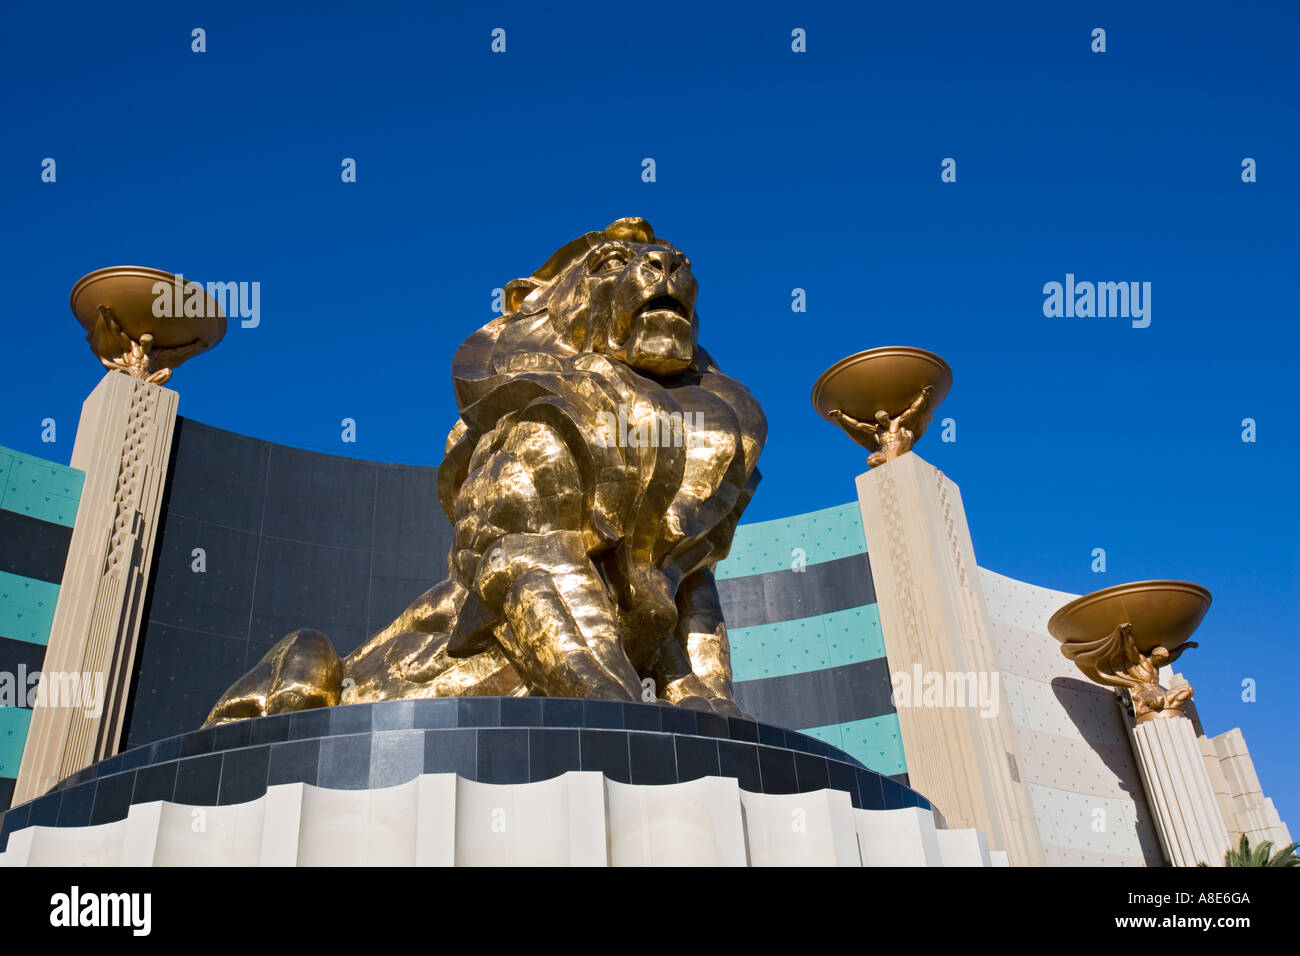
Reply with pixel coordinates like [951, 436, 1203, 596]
[205, 217, 766, 726]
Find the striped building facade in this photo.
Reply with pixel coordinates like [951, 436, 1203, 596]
[715, 504, 907, 784]
[0, 447, 84, 809]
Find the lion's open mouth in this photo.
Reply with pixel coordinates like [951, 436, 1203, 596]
[636, 294, 689, 319]
[621, 291, 695, 376]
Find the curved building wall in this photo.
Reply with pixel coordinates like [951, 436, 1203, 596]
[124, 419, 452, 748]
[978, 567, 1164, 866]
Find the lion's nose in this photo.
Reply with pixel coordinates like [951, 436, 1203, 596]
[644, 250, 685, 276]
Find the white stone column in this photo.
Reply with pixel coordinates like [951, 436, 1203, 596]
[854, 806, 942, 866]
[415, 773, 458, 866]
[739, 788, 861, 866]
[13, 372, 178, 804]
[855, 452, 1043, 866]
[119, 801, 164, 866]
[0, 827, 34, 866]
[605, 775, 748, 866]
[259, 783, 306, 866]
[1129, 716, 1232, 867]
[934, 827, 993, 867]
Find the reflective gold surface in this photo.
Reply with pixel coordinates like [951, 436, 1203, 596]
[1048, 581, 1211, 723]
[205, 217, 765, 725]
[70, 266, 224, 384]
[811, 347, 951, 466]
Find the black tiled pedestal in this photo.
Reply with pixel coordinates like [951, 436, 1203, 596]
[1, 698, 930, 851]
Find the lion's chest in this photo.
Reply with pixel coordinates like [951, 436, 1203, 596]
[618, 380, 759, 554]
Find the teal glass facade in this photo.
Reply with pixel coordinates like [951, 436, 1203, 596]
[0, 446, 84, 807]
[716, 503, 906, 780]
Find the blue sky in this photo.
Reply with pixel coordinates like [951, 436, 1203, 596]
[2, 1, 1296, 829]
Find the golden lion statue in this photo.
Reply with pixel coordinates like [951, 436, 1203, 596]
[204, 217, 766, 726]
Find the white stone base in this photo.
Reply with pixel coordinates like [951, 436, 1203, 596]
[0, 773, 995, 867]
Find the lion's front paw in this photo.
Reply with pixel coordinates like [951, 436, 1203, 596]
[203, 628, 344, 727]
[661, 672, 748, 719]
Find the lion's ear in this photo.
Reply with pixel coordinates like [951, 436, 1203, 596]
[504, 277, 543, 313]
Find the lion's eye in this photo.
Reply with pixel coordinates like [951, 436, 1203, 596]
[590, 253, 627, 274]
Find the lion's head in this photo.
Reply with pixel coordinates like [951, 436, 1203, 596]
[502, 217, 700, 377]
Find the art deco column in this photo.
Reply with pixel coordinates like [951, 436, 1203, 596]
[13, 268, 223, 803]
[814, 348, 1044, 867]
[1049, 582, 1232, 867]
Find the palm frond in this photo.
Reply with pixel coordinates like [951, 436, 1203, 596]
[1222, 834, 1299, 866]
